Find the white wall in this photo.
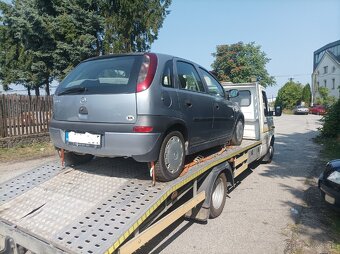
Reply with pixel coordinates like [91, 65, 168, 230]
[313, 53, 340, 100]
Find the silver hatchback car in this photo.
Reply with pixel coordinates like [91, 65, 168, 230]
[50, 53, 244, 181]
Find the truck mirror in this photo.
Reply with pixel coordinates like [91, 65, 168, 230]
[275, 106, 282, 116]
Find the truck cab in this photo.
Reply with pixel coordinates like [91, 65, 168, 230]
[222, 82, 281, 163]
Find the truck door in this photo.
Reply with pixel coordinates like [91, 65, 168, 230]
[261, 90, 274, 156]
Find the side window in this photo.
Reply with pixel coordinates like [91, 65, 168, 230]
[199, 68, 224, 97]
[162, 60, 173, 87]
[230, 90, 251, 106]
[262, 91, 269, 116]
[176, 61, 205, 92]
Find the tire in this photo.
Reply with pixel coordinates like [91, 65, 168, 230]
[61, 151, 94, 166]
[231, 119, 244, 146]
[262, 144, 274, 164]
[209, 173, 227, 219]
[154, 131, 185, 182]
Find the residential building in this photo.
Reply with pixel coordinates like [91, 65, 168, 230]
[312, 40, 340, 103]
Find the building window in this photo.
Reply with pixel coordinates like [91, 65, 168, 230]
[332, 79, 335, 89]
[332, 66, 336, 73]
[324, 80, 327, 88]
[324, 66, 328, 74]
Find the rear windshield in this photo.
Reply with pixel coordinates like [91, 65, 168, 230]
[56, 56, 142, 95]
[230, 90, 251, 107]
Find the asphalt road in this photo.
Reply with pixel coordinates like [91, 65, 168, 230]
[138, 113, 323, 254]
[0, 114, 323, 253]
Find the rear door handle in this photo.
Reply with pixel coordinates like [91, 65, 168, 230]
[215, 104, 220, 110]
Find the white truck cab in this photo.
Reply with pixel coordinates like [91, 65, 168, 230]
[223, 82, 281, 163]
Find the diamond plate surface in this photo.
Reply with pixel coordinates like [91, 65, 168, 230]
[0, 158, 146, 245]
[0, 162, 63, 205]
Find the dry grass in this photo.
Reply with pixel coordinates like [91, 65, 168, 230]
[0, 142, 56, 163]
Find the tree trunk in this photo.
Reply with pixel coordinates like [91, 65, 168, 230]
[34, 86, 40, 96]
[45, 76, 50, 95]
[27, 87, 31, 97]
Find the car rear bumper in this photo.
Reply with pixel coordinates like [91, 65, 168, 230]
[49, 126, 162, 162]
[318, 179, 340, 209]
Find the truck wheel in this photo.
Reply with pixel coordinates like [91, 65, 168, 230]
[62, 151, 94, 166]
[231, 119, 244, 146]
[262, 144, 274, 164]
[154, 131, 185, 182]
[210, 173, 227, 218]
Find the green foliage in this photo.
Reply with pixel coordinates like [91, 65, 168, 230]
[275, 81, 303, 109]
[0, 0, 171, 95]
[316, 87, 337, 107]
[211, 42, 275, 87]
[319, 99, 340, 138]
[301, 83, 311, 106]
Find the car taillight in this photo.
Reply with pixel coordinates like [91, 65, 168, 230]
[136, 53, 157, 93]
[133, 126, 154, 133]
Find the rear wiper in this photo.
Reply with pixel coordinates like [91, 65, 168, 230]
[58, 86, 88, 96]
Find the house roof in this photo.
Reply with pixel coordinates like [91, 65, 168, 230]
[314, 50, 340, 72]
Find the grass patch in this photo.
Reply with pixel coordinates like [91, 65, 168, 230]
[283, 109, 293, 114]
[0, 142, 55, 163]
[314, 136, 340, 162]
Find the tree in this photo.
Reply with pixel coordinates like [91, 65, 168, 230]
[320, 98, 340, 138]
[316, 87, 337, 107]
[301, 83, 311, 106]
[275, 80, 303, 110]
[0, 0, 172, 95]
[211, 42, 275, 87]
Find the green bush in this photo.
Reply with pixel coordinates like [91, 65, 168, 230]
[320, 99, 340, 138]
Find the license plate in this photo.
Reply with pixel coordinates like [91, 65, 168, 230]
[325, 194, 335, 204]
[65, 131, 101, 146]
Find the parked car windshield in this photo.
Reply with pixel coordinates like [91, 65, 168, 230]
[56, 56, 142, 95]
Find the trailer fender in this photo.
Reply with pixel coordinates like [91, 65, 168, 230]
[186, 161, 233, 222]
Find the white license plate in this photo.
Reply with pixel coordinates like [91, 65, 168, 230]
[66, 131, 101, 146]
[325, 194, 335, 204]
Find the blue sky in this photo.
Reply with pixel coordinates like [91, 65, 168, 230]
[151, 0, 340, 97]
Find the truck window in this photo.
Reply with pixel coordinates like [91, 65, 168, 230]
[262, 91, 269, 116]
[230, 90, 251, 106]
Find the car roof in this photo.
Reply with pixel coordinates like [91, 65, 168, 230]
[82, 53, 204, 68]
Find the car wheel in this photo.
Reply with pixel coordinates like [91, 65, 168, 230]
[61, 151, 94, 166]
[231, 119, 244, 146]
[210, 173, 227, 218]
[154, 131, 185, 182]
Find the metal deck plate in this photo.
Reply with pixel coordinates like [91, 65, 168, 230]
[0, 140, 259, 254]
[0, 162, 63, 205]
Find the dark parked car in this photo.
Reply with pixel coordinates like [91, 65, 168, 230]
[318, 159, 340, 209]
[309, 105, 326, 115]
[50, 53, 244, 181]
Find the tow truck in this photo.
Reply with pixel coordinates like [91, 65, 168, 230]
[0, 83, 281, 254]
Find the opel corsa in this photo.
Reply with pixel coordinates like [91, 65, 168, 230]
[49, 53, 244, 181]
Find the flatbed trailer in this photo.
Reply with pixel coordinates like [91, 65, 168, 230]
[0, 140, 261, 254]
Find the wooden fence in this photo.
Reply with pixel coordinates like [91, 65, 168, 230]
[0, 95, 53, 138]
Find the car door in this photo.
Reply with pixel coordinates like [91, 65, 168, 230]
[175, 60, 213, 147]
[199, 68, 235, 140]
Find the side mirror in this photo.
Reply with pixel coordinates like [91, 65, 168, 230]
[268, 111, 274, 116]
[228, 89, 239, 98]
[275, 106, 282, 116]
